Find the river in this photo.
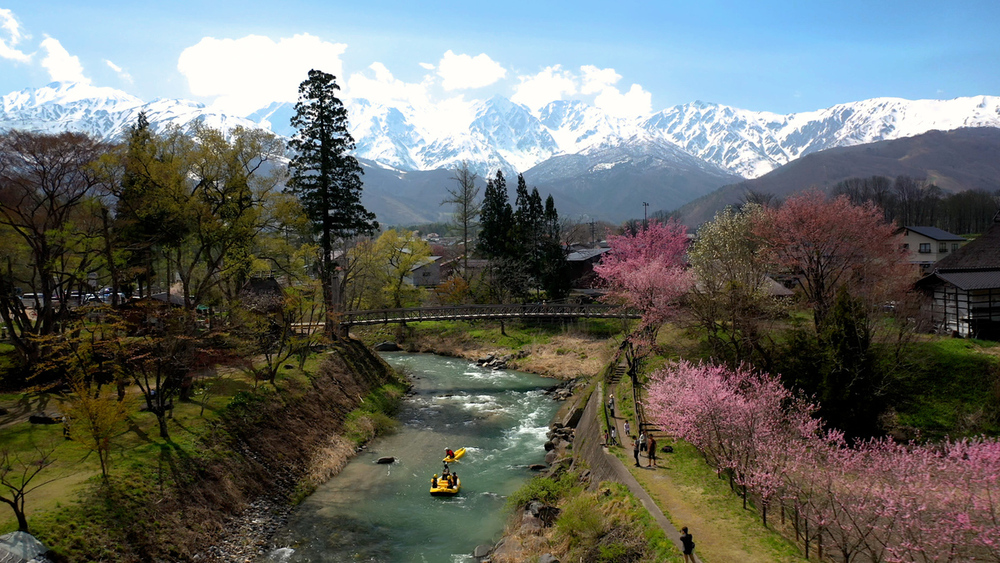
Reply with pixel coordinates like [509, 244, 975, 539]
[261, 352, 562, 562]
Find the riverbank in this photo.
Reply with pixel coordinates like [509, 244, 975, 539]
[378, 320, 619, 380]
[2, 338, 404, 562]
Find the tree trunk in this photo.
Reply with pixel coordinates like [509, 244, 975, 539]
[156, 411, 170, 439]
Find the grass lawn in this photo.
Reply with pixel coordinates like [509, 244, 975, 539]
[0, 358, 323, 534]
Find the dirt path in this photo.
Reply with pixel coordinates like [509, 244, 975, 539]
[606, 377, 809, 563]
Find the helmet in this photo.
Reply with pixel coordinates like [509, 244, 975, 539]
[433, 474, 438, 477]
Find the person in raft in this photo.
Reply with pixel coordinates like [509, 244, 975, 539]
[445, 448, 455, 460]
[680, 526, 695, 562]
[451, 472, 458, 486]
[431, 474, 439, 488]
[442, 462, 451, 476]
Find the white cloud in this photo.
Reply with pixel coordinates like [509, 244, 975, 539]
[345, 61, 472, 137]
[105, 59, 133, 84]
[177, 33, 347, 116]
[436, 50, 506, 90]
[346, 62, 433, 107]
[0, 8, 30, 63]
[580, 65, 621, 95]
[510, 65, 577, 111]
[40, 36, 89, 84]
[594, 83, 652, 118]
[418, 62, 434, 70]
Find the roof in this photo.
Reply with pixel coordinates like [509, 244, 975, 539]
[917, 270, 1000, 291]
[933, 221, 1000, 271]
[567, 248, 611, 262]
[410, 256, 442, 271]
[0, 532, 51, 563]
[901, 226, 967, 241]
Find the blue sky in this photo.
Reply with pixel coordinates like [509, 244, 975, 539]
[1, 1, 997, 117]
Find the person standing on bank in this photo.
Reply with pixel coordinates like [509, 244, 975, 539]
[632, 435, 641, 467]
[680, 527, 695, 562]
[608, 394, 615, 418]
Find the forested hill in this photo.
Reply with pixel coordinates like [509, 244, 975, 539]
[675, 127, 1000, 228]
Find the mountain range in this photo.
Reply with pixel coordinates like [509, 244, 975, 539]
[2, 82, 1000, 224]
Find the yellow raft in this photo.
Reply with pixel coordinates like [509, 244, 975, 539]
[430, 475, 461, 496]
[443, 447, 466, 463]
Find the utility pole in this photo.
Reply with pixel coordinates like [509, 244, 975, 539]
[590, 220, 596, 247]
[642, 202, 649, 231]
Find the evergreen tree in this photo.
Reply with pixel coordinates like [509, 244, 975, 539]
[539, 194, 570, 299]
[477, 170, 513, 259]
[287, 70, 377, 333]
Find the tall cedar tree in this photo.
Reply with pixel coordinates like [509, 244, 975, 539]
[477, 170, 513, 259]
[540, 194, 570, 299]
[287, 70, 377, 334]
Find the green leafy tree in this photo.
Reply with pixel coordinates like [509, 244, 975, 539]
[0, 130, 108, 368]
[287, 69, 377, 336]
[687, 204, 783, 368]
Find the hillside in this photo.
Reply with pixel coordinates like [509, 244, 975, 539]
[675, 127, 1000, 227]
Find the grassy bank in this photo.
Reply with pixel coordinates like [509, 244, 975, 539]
[497, 471, 680, 563]
[0, 339, 404, 561]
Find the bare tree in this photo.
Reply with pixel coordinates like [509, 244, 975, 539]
[0, 446, 58, 532]
[442, 161, 481, 279]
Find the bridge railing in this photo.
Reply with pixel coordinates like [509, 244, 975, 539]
[339, 303, 637, 326]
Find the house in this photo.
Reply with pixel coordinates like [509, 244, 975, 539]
[898, 226, 968, 274]
[409, 256, 442, 287]
[567, 247, 612, 289]
[439, 257, 489, 281]
[915, 219, 1000, 339]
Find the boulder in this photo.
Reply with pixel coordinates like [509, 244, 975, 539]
[376, 456, 395, 464]
[373, 341, 401, 351]
[539, 554, 560, 563]
[528, 464, 547, 471]
[473, 544, 493, 558]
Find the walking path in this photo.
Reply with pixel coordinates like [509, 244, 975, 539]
[574, 381, 700, 562]
[585, 368, 810, 563]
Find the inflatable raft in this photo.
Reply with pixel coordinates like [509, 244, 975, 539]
[430, 476, 461, 496]
[443, 447, 466, 463]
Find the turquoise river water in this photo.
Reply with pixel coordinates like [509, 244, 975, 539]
[260, 352, 562, 562]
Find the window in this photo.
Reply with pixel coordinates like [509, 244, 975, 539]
[903, 243, 910, 249]
[919, 243, 931, 253]
[939, 242, 948, 253]
[952, 243, 960, 252]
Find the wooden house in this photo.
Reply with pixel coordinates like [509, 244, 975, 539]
[916, 220, 1000, 339]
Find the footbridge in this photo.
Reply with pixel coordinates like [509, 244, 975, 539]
[338, 303, 638, 328]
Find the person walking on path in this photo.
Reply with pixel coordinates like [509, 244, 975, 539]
[632, 435, 641, 467]
[624, 420, 630, 436]
[647, 434, 657, 468]
[680, 527, 695, 562]
[609, 426, 619, 446]
[608, 394, 615, 418]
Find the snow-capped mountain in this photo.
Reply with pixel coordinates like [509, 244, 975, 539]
[3, 81, 1000, 186]
[1, 82, 260, 142]
[643, 96, 1000, 178]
